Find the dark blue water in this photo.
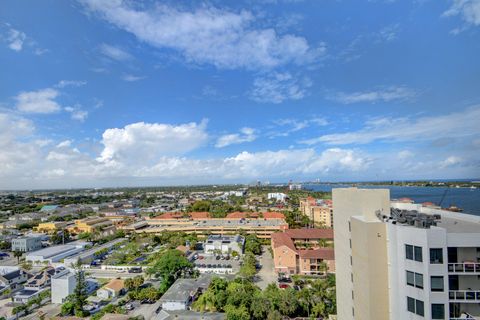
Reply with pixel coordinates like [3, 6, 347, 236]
[304, 184, 480, 216]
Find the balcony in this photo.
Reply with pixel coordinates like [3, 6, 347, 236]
[448, 262, 480, 273]
[449, 290, 480, 302]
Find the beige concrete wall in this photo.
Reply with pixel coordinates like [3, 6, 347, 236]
[272, 245, 297, 274]
[333, 187, 390, 320]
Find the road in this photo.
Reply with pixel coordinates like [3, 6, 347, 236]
[255, 245, 277, 290]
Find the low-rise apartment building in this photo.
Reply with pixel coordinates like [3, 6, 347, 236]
[299, 197, 333, 228]
[271, 229, 335, 275]
[67, 217, 116, 237]
[124, 212, 288, 239]
[35, 221, 70, 234]
[11, 235, 43, 252]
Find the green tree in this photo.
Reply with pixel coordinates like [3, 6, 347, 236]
[13, 250, 22, 263]
[239, 252, 256, 280]
[244, 234, 262, 255]
[225, 305, 250, 320]
[147, 249, 194, 292]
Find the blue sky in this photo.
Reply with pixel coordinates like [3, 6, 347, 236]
[0, 0, 479, 189]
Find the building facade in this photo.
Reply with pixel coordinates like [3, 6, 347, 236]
[299, 197, 333, 228]
[271, 229, 335, 275]
[11, 235, 43, 252]
[333, 187, 480, 320]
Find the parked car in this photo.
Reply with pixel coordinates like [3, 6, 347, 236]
[129, 267, 142, 273]
[141, 299, 155, 304]
[125, 303, 135, 311]
[279, 283, 289, 289]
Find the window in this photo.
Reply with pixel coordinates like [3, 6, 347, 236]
[431, 276, 444, 292]
[416, 300, 424, 316]
[406, 270, 423, 289]
[407, 297, 415, 313]
[414, 246, 423, 262]
[406, 244, 414, 260]
[415, 273, 424, 289]
[431, 304, 445, 319]
[430, 248, 443, 264]
[407, 297, 425, 317]
[406, 271, 415, 286]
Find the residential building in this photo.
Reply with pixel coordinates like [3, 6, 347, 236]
[125, 212, 288, 239]
[159, 275, 211, 311]
[267, 193, 287, 203]
[11, 235, 43, 252]
[34, 221, 69, 234]
[289, 183, 303, 190]
[0, 267, 29, 296]
[333, 187, 480, 320]
[271, 229, 335, 275]
[51, 270, 98, 303]
[26, 241, 89, 265]
[67, 217, 116, 236]
[97, 279, 125, 299]
[299, 197, 333, 228]
[12, 267, 67, 303]
[204, 235, 245, 254]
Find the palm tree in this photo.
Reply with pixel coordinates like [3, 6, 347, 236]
[13, 250, 22, 263]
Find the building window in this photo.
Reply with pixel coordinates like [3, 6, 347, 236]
[431, 304, 445, 319]
[407, 297, 424, 317]
[430, 248, 443, 264]
[406, 271, 415, 286]
[407, 296, 415, 313]
[414, 246, 423, 262]
[415, 273, 424, 289]
[431, 276, 444, 292]
[416, 300, 424, 316]
[406, 244, 414, 260]
[406, 271, 423, 289]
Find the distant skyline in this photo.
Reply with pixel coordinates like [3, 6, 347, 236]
[1, 0, 480, 189]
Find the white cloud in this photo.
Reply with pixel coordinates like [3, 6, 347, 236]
[250, 72, 311, 103]
[56, 80, 87, 88]
[97, 120, 209, 166]
[398, 150, 414, 160]
[99, 43, 132, 61]
[329, 85, 417, 104]
[440, 156, 463, 168]
[15, 88, 62, 113]
[56, 140, 73, 148]
[301, 106, 480, 145]
[122, 74, 145, 82]
[65, 106, 89, 122]
[6, 28, 26, 51]
[443, 0, 480, 33]
[215, 127, 257, 148]
[269, 117, 328, 137]
[81, 1, 323, 70]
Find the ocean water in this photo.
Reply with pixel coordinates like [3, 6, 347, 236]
[304, 184, 480, 216]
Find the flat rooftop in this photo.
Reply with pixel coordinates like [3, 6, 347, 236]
[148, 218, 287, 228]
[160, 275, 211, 303]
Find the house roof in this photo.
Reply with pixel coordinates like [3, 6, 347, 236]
[153, 211, 210, 219]
[176, 245, 189, 254]
[104, 279, 124, 292]
[271, 232, 296, 252]
[298, 248, 335, 260]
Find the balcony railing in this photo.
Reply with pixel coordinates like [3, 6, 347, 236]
[449, 290, 480, 302]
[448, 263, 480, 273]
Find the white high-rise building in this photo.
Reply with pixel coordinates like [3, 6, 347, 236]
[333, 187, 480, 320]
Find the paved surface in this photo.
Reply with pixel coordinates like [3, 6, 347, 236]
[255, 245, 277, 290]
[128, 299, 162, 319]
[85, 269, 145, 279]
[21, 303, 61, 320]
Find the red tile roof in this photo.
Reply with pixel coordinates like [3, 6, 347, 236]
[271, 232, 297, 251]
[153, 211, 210, 219]
[298, 248, 335, 260]
[285, 228, 334, 239]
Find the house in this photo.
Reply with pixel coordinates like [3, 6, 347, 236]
[51, 270, 98, 304]
[97, 279, 125, 299]
[159, 275, 211, 311]
[13, 267, 68, 303]
[0, 266, 29, 296]
[267, 193, 287, 203]
[67, 217, 116, 237]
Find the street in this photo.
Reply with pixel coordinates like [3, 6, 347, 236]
[85, 269, 146, 279]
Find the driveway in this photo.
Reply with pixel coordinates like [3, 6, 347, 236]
[128, 300, 162, 319]
[255, 245, 277, 290]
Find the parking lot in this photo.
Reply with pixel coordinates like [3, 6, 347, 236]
[193, 253, 241, 274]
[255, 246, 277, 289]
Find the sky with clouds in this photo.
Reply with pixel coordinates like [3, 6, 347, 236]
[0, 0, 479, 189]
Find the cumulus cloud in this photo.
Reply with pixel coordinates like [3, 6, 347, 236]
[99, 43, 132, 61]
[270, 117, 328, 137]
[122, 74, 145, 82]
[215, 127, 257, 148]
[329, 85, 417, 104]
[80, 1, 323, 70]
[301, 106, 480, 145]
[65, 105, 89, 122]
[443, 0, 480, 33]
[6, 27, 26, 51]
[15, 88, 62, 113]
[250, 72, 311, 103]
[97, 120, 209, 165]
